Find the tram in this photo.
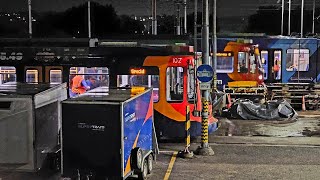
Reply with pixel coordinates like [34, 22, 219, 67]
[0, 38, 218, 139]
[214, 34, 320, 84]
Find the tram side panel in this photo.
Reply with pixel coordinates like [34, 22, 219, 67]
[252, 37, 319, 83]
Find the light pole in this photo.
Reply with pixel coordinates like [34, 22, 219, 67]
[301, 0, 304, 38]
[312, 0, 315, 34]
[28, 0, 32, 38]
[152, 0, 157, 35]
[176, 2, 181, 35]
[288, 0, 291, 35]
[281, 0, 284, 35]
[195, 0, 214, 156]
[183, 0, 187, 34]
[212, 0, 217, 92]
[88, 1, 91, 38]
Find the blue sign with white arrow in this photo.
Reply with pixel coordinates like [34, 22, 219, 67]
[197, 64, 214, 83]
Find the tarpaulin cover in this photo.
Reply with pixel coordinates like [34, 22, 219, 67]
[228, 99, 298, 120]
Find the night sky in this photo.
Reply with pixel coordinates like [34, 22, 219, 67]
[0, 0, 316, 17]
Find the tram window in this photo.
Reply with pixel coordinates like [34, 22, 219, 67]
[117, 75, 160, 102]
[187, 69, 195, 100]
[0, 66, 16, 85]
[238, 52, 248, 73]
[26, 69, 38, 83]
[216, 55, 234, 73]
[50, 70, 62, 84]
[260, 50, 268, 79]
[69, 67, 109, 97]
[166, 67, 184, 101]
[286, 49, 309, 72]
[274, 50, 282, 80]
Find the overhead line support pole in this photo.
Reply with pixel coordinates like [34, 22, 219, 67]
[195, 0, 214, 156]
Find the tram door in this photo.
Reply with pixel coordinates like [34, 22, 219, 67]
[45, 66, 63, 84]
[261, 50, 282, 83]
[25, 66, 42, 83]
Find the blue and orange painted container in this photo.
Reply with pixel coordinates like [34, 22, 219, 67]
[61, 87, 154, 179]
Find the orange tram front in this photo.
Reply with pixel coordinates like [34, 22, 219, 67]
[140, 55, 218, 139]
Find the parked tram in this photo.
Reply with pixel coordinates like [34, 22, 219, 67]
[249, 36, 320, 83]
[214, 35, 320, 84]
[0, 38, 218, 139]
[216, 39, 264, 88]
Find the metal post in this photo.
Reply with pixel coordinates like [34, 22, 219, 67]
[183, 0, 187, 34]
[178, 105, 194, 158]
[88, 1, 91, 38]
[301, 0, 304, 38]
[281, 0, 284, 35]
[195, 0, 214, 156]
[152, 0, 157, 35]
[193, 0, 199, 111]
[194, 0, 198, 53]
[176, 2, 181, 35]
[28, 0, 32, 38]
[212, 0, 217, 92]
[288, 0, 291, 35]
[312, 0, 315, 34]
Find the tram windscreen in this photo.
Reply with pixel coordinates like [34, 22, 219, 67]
[0, 66, 16, 85]
[238, 52, 249, 73]
[117, 75, 159, 102]
[69, 67, 109, 98]
[216, 52, 234, 73]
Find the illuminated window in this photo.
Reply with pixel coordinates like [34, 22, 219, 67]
[26, 69, 38, 83]
[286, 49, 309, 72]
[216, 54, 234, 73]
[260, 50, 268, 79]
[69, 67, 109, 97]
[0, 66, 16, 84]
[238, 52, 248, 73]
[117, 75, 160, 102]
[187, 68, 195, 101]
[49, 69, 62, 84]
[166, 67, 184, 101]
[274, 50, 282, 80]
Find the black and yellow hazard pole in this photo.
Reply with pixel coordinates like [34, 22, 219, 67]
[195, 0, 214, 156]
[178, 105, 194, 158]
[178, 106, 193, 158]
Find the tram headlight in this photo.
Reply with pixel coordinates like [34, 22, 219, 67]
[258, 75, 263, 80]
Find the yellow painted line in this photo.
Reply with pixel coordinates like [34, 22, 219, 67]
[163, 151, 178, 180]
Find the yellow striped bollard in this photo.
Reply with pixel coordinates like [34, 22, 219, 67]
[178, 105, 194, 158]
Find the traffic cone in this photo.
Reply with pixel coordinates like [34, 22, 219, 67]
[226, 94, 232, 109]
[302, 95, 306, 111]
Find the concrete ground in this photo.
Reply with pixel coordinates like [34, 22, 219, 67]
[1, 110, 320, 180]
